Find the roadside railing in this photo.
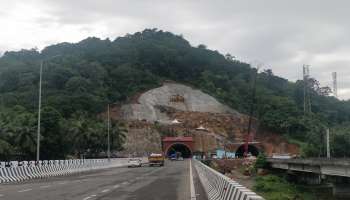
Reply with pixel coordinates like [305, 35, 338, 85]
[193, 159, 264, 200]
[0, 158, 139, 184]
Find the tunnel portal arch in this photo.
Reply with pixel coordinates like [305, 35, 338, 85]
[162, 137, 194, 159]
[235, 144, 260, 158]
[165, 143, 192, 158]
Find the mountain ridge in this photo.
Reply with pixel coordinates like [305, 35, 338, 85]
[0, 28, 349, 159]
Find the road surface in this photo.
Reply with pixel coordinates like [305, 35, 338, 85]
[0, 159, 207, 200]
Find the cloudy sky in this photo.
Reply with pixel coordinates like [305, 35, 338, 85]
[1, 0, 350, 99]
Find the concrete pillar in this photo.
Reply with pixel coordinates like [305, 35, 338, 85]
[333, 184, 350, 198]
[300, 172, 322, 185]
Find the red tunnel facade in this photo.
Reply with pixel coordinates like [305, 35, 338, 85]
[162, 136, 194, 157]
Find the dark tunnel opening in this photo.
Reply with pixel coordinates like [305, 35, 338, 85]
[166, 143, 192, 158]
[235, 144, 259, 158]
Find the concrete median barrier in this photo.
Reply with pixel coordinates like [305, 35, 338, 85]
[0, 158, 145, 184]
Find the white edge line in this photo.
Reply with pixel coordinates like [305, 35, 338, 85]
[190, 159, 197, 200]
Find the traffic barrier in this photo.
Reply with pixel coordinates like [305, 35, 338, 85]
[0, 158, 140, 184]
[193, 159, 264, 200]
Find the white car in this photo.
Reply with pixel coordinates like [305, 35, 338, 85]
[127, 158, 142, 167]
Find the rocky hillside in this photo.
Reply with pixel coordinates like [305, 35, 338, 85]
[120, 82, 240, 123]
[110, 82, 299, 156]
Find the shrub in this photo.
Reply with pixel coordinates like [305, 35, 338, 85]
[255, 153, 267, 169]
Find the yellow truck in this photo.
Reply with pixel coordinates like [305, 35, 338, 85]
[148, 153, 165, 167]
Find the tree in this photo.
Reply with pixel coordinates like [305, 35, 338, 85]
[110, 121, 127, 151]
[10, 112, 36, 159]
[0, 28, 350, 160]
[65, 112, 90, 157]
[225, 53, 235, 61]
[0, 139, 13, 160]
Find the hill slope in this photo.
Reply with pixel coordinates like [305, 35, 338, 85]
[0, 29, 349, 159]
[120, 82, 239, 123]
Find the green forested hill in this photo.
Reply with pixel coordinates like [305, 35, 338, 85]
[0, 29, 349, 160]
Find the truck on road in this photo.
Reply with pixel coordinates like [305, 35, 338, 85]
[148, 153, 165, 167]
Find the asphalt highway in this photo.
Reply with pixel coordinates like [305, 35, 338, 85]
[0, 159, 207, 200]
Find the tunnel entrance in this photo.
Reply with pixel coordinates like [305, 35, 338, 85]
[166, 143, 192, 158]
[162, 136, 194, 159]
[235, 144, 259, 158]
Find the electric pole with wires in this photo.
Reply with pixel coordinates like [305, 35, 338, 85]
[244, 64, 260, 157]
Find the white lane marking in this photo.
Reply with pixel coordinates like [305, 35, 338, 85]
[82, 194, 97, 200]
[122, 181, 129, 185]
[18, 189, 32, 193]
[113, 184, 120, 189]
[40, 185, 51, 189]
[0, 194, 4, 197]
[190, 159, 197, 200]
[101, 189, 110, 193]
[58, 181, 67, 185]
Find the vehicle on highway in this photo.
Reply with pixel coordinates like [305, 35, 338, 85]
[127, 158, 142, 167]
[148, 153, 165, 167]
[169, 152, 183, 161]
[169, 153, 177, 161]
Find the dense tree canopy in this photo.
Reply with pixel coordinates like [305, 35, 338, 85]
[0, 28, 349, 160]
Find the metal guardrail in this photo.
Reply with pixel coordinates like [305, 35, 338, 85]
[267, 158, 350, 166]
[193, 159, 264, 200]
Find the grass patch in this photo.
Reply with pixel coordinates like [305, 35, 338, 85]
[254, 175, 317, 200]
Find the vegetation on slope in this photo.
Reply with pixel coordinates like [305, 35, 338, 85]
[254, 175, 317, 200]
[0, 28, 349, 160]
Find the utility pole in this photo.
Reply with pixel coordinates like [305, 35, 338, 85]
[332, 72, 338, 98]
[326, 128, 330, 158]
[107, 104, 111, 161]
[36, 61, 43, 162]
[245, 66, 259, 157]
[303, 65, 306, 113]
[303, 65, 311, 114]
[36, 55, 60, 162]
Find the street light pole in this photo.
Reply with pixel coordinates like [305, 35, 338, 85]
[36, 55, 60, 162]
[107, 104, 111, 161]
[36, 61, 43, 162]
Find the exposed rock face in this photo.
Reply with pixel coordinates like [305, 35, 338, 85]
[113, 82, 299, 157]
[122, 121, 162, 156]
[121, 83, 239, 123]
